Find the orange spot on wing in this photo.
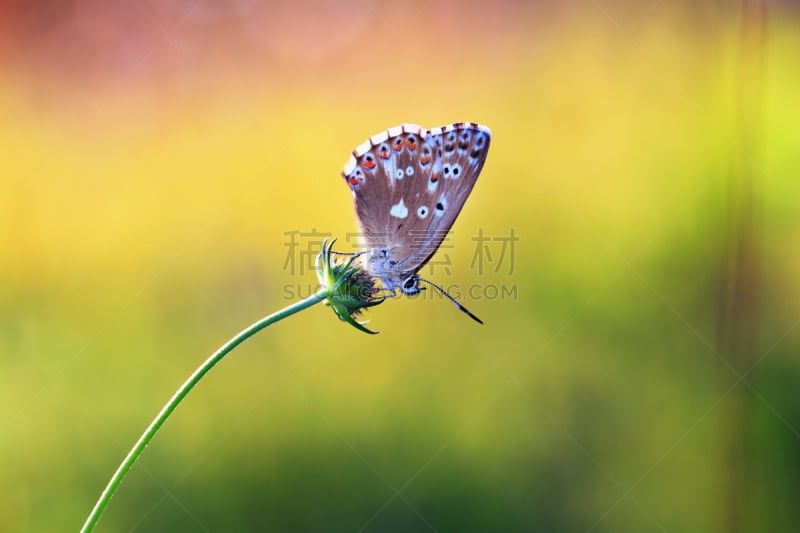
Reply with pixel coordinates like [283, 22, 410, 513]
[378, 150, 390, 159]
[348, 177, 358, 185]
[362, 159, 376, 169]
[421, 156, 432, 165]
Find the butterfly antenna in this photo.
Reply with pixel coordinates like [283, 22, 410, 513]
[330, 250, 366, 258]
[417, 277, 483, 325]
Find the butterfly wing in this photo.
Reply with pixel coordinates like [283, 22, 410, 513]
[342, 122, 491, 282]
[397, 123, 492, 273]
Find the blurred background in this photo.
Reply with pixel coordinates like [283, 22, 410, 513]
[2, 0, 799, 531]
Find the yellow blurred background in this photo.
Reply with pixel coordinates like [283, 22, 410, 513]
[2, 1, 799, 531]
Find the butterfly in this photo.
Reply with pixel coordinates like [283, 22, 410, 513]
[341, 122, 491, 323]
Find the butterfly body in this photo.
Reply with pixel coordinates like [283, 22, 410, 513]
[342, 122, 491, 317]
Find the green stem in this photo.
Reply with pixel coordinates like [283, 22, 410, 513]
[81, 290, 327, 533]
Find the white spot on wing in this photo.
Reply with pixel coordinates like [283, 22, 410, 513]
[417, 206, 428, 219]
[400, 124, 424, 135]
[475, 124, 492, 137]
[370, 131, 389, 145]
[343, 155, 356, 175]
[406, 166, 414, 176]
[434, 194, 447, 217]
[388, 125, 404, 137]
[354, 140, 371, 157]
[390, 199, 408, 219]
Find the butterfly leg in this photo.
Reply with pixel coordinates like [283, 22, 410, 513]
[374, 286, 399, 299]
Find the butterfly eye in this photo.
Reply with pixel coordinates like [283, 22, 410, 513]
[346, 167, 366, 189]
[348, 172, 364, 188]
[420, 145, 433, 166]
[361, 154, 376, 170]
[434, 195, 448, 217]
[458, 131, 471, 151]
[402, 277, 419, 294]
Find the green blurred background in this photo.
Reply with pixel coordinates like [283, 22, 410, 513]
[2, 1, 799, 531]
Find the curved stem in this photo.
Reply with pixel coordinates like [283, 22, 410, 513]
[81, 290, 327, 533]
